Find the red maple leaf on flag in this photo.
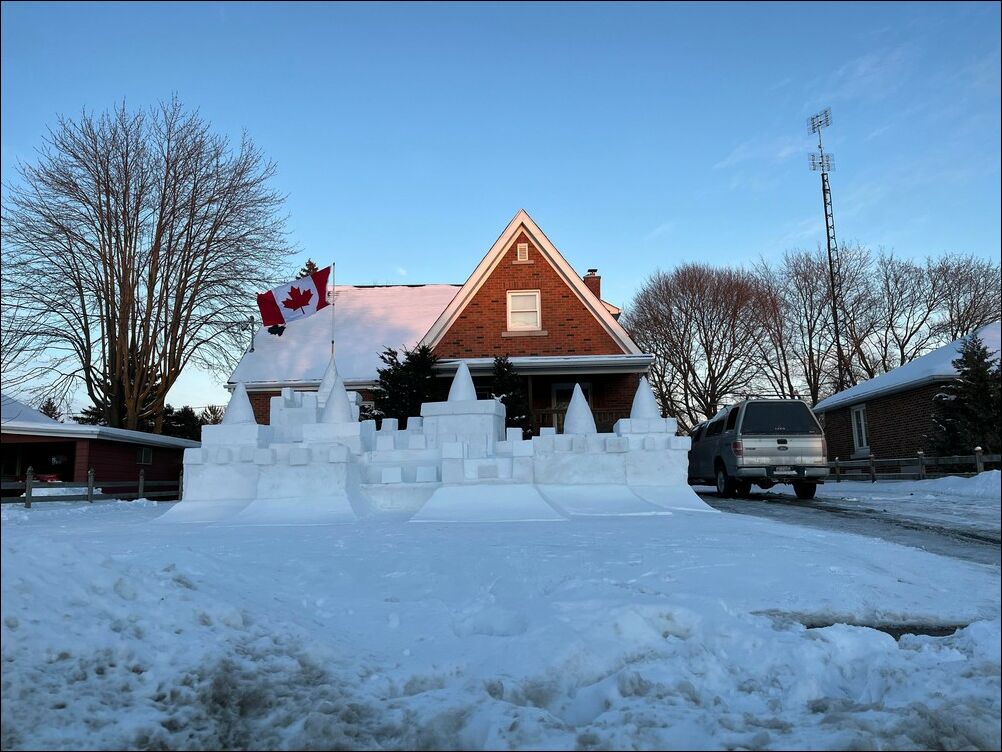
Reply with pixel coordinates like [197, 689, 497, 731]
[282, 285, 313, 313]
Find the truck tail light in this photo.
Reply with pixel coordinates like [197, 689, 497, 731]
[821, 437, 828, 458]
[732, 440, 743, 457]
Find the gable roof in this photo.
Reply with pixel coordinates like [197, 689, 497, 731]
[229, 284, 461, 388]
[814, 320, 1001, 413]
[419, 209, 642, 355]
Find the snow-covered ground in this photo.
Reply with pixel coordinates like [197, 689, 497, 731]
[2, 499, 1000, 750]
[772, 471, 1001, 536]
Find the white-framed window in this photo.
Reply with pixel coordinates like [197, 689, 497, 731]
[507, 290, 540, 331]
[516, 242, 529, 262]
[850, 405, 869, 453]
[137, 446, 153, 465]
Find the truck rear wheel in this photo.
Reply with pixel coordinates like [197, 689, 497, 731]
[793, 481, 817, 500]
[716, 467, 737, 498]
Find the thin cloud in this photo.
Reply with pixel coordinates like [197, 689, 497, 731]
[714, 135, 809, 170]
[645, 221, 675, 240]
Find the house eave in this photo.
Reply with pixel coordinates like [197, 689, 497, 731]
[0, 422, 200, 449]
[813, 374, 952, 413]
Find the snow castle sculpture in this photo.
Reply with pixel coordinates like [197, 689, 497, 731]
[162, 356, 712, 524]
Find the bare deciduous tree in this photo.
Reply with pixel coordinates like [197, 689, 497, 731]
[869, 253, 943, 372]
[755, 248, 835, 405]
[623, 265, 765, 430]
[931, 254, 1001, 340]
[2, 98, 291, 429]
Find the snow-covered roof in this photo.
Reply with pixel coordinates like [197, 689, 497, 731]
[229, 284, 462, 389]
[814, 320, 1001, 413]
[1, 394, 58, 425]
[1, 419, 200, 449]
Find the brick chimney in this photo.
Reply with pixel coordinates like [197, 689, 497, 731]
[583, 268, 601, 299]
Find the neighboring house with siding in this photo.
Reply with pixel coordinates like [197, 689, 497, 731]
[813, 320, 1000, 460]
[1, 394, 198, 492]
[228, 209, 652, 432]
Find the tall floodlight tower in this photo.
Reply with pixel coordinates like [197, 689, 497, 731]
[808, 107, 848, 392]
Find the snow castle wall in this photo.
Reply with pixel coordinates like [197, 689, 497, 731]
[163, 356, 712, 524]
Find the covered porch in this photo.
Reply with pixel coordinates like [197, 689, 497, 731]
[435, 354, 653, 435]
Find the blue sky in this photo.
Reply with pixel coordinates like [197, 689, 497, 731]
[2, 1, 1000, 409]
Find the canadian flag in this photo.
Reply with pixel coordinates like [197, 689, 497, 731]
[257, 266, 332, 327]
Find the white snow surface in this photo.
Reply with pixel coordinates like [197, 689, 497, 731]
[3, 498, 1000, 750]
[774, 471, 1001, 535]
[0, 394, 57, 424]
[815, 320, 1000, 412]
[229, 285, 460, 387]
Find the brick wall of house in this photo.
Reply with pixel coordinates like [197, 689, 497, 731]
[820, 381, 944, 460]
[433, 230, 625, 359]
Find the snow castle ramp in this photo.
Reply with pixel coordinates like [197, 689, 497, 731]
[630, 485, 718, 513]
[538, 484, 670, 517]
[155, 497, 254, 524]
[412, 485, 564, 523]
[230, 494, 357, 525]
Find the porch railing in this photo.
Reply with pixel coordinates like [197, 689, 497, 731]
[532, 407, 623, 434]
[0, 467, 183, 508]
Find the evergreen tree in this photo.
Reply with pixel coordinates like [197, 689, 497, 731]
[199, 404, 225, 425]
[930, 333, 1001, 455]
[298, 259, 320, 278]
[37, 397, 62, 422]
[161, 405, 203, 441]
[372, 345, 440, 426]
[491, 355, 531, 437]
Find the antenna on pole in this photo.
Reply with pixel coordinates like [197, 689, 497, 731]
[808, 106, 849, 392]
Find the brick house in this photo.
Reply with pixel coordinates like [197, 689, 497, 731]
[1, 394, 197, 494]
[229, 210, 652, 432]
[814, 321, 1000, 460]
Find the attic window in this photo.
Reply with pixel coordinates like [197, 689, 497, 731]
[507, 290, 540, 331]
[516, 243, 529, 262]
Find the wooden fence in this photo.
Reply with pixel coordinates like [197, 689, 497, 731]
[0, 467, 183, 508]
[829, 447, 1000, 482]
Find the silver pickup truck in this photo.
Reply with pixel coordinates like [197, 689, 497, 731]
[688, 399, 828, 499]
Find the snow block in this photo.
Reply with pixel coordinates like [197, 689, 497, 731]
[381, 467, 403, 484]
[606, 437, 629, 453]
[254, 448, 275, 465]
[289, 447, 310, 466]
[184, 447, 204, 465]
[415, 466, 438, 483]
[540, 426, 556, 436]
[442, 442, 465, 459]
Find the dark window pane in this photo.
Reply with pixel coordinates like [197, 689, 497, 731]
[740, 402, 821, 435]
[725, 408, 739, 431]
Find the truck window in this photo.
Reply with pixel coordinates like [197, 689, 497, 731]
[739, 402, 822, 435]
[691, 424, 705, 443]
[725, 408, 739, 431]
[705, 418, 724, 437]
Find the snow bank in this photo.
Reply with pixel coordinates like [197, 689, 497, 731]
[3, 503, 999, 750]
